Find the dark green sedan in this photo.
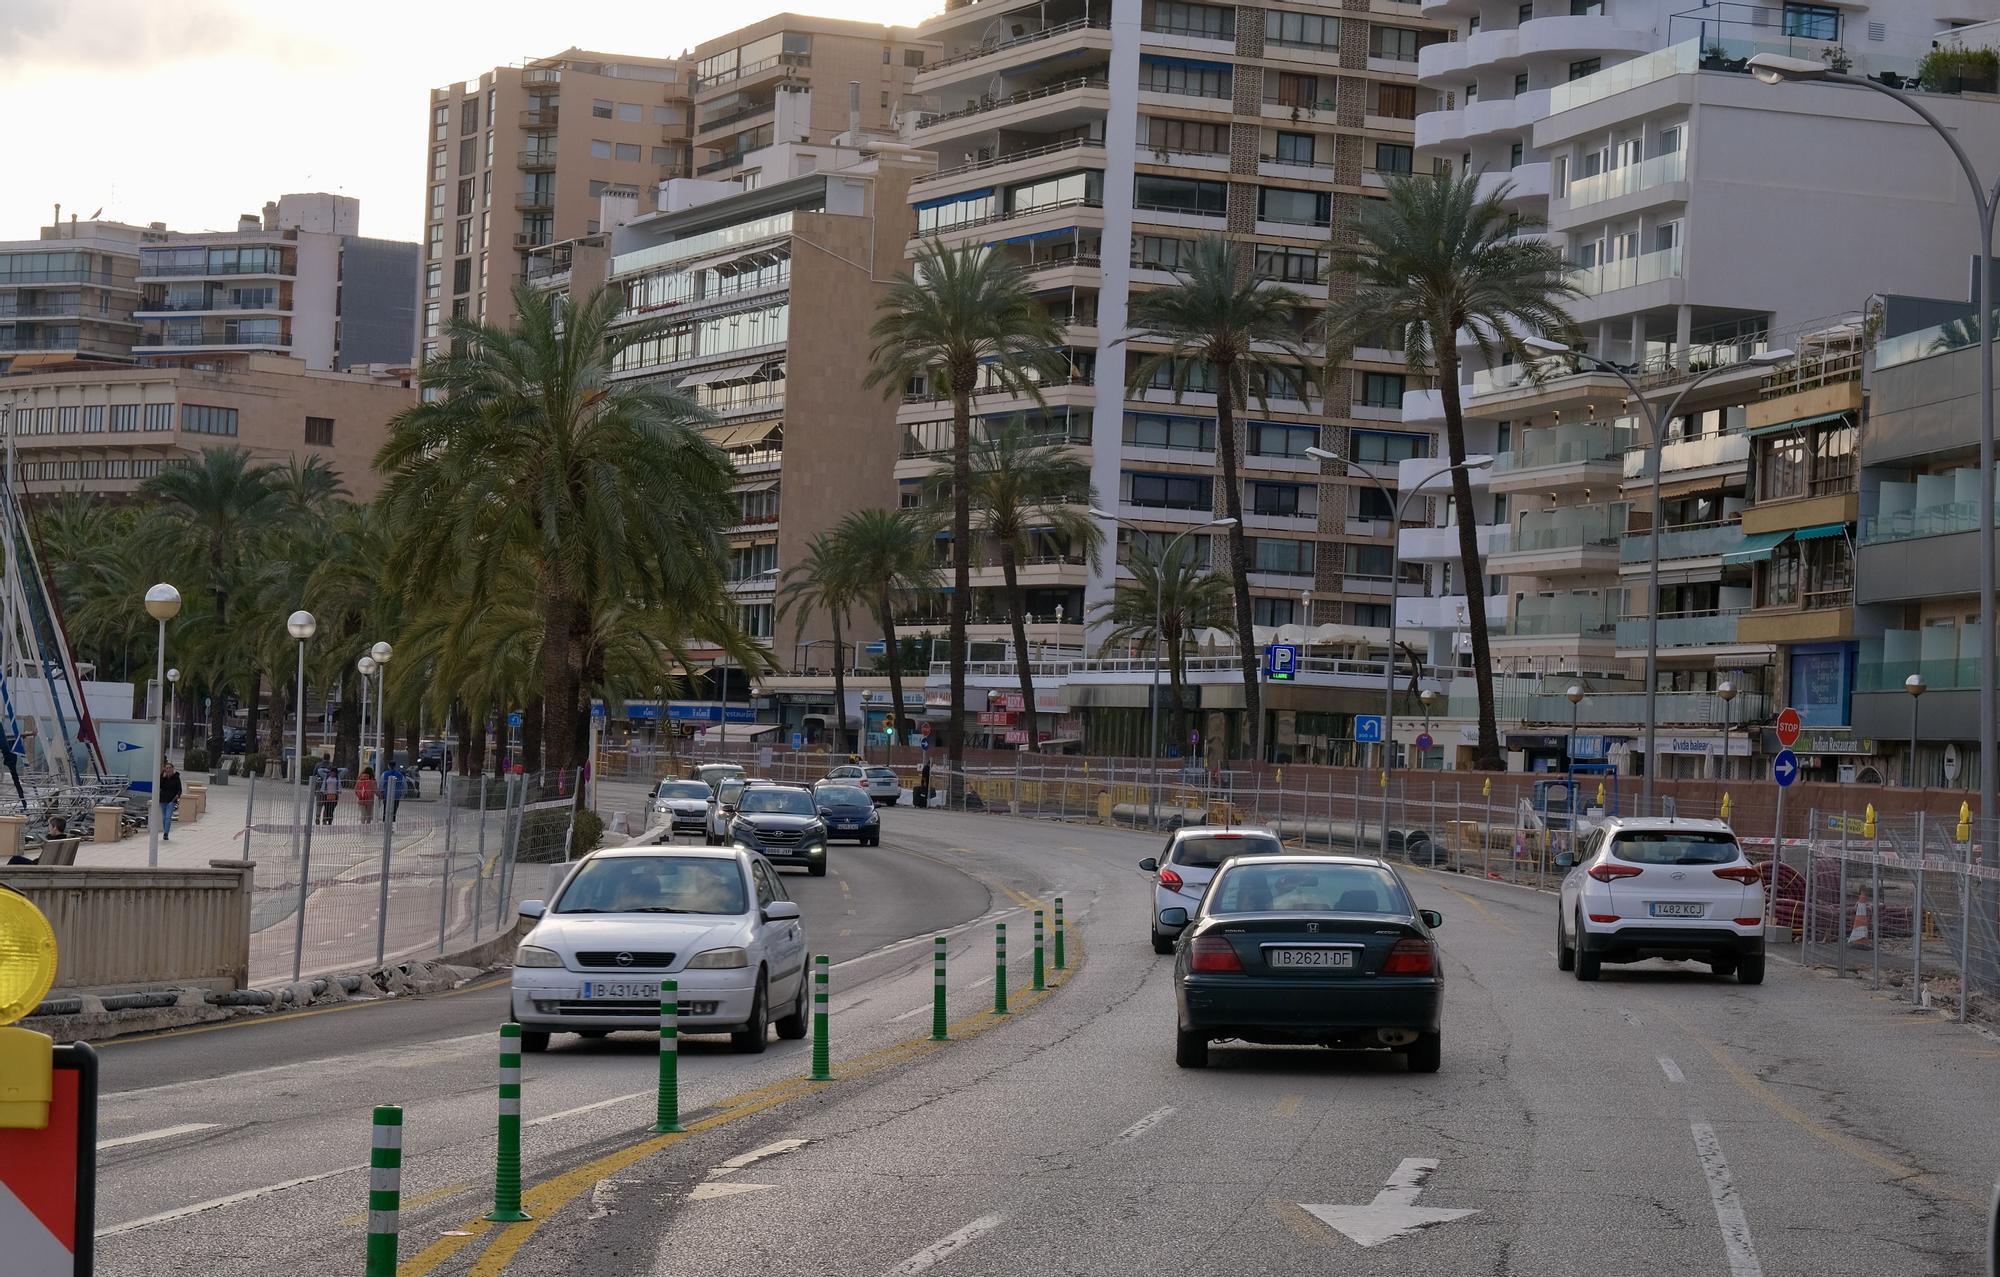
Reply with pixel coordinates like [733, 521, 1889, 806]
[1169, 854, 1444, 1072]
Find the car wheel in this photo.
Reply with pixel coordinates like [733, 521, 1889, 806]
[775, 972, 809, 1040]
[731, 975, 770, 1053]
[867, 832, 880, 847]
[1406, 1031, 1442, 1074]
[1709, 957, 1738, 977]
[1573, 913, 1601, 982]
[809, 860, 828, 877]
[1736, 955, 1766, 985]
[1174, 1025, 1208, 1069]
[1151, 929, 1175, 956]
[1556, 911, 1575, 972]
[520, 1029, 550, 1054]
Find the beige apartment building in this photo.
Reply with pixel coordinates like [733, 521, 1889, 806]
[420, 49, 696, 359]
[689, 15, 937, 178]
[0, 354, 413, 500]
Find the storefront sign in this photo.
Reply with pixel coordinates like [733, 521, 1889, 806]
[1757, 726, 1873, 755]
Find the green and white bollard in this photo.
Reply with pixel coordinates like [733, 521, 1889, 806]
[653, 980, 682, 1133]
[365, 1105, 402, 1277]
[994, 921, 1009, 1015]
[1033, 909, 1046, 992]
[484, 1023, 532, 1222]
[810, 954, 832, 1081]
[930, 935, 948, 1042]
[1054, 896, 1066, 971]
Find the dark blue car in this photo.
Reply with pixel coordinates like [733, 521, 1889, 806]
[814, 785, 881, 846]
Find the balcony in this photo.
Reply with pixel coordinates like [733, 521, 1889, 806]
[1622, 431, 1749, 485]
[1448, 687, 1770, 728]
[1489, 424, 1633, 494]
[518, 108, 559, 128]
[1498, 593, 1619, 640]
[136, 325, 289, 350]
[1399, 523, 1508, 562]
[696, 100, 776, 136]
[518, 150, 559, 171]
[1395, 593, 1511, 629]
[917, 16, 1112, 87]
[1614, 611, 1746, 650]
[1619, 520, 1746, 564]
[1491, 506, 1622, 577]
[514, 191, 555, 212]
[1516, 14, 1654, 63]
[914, 74, 1109, 137]
[1570, 244, 1681, 298]
[1474, 161, 1551, 207]
[1736, 591, 1855, 646]
[1856, 628, 1984, 693]
[1558, 149, 1686, 212]
[915, 137, 1106, 186]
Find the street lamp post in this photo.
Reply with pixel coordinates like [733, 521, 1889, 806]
[1719, 680, 1738, 783]
[1306, 447, 1493, 853]
[357, 654, 377, 775]
[1418, 687, 1437, 769]
[371, 641, 394, 774]
[288, 610, 316, 853]
[1907, 673, 1929, 789]
[1749, 51, 1998, 828]
[1087, 509, 1236, 828]
[144, 582, 181, 868]
[1523, 337, 1794, 812]
[1567, 683, 1586, 829]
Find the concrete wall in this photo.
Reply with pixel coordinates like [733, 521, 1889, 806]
[0, 860, 253, 994]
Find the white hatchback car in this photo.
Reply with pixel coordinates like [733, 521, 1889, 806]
[1138, 827, 1288, 953]
[511, 845, 810, 1053]
[1557, 816, 1766, 984]
[651, 779, 716, 839]
[819, 764, 902, 805]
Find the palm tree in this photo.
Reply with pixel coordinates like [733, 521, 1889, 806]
[1124, 234, 1313, 763]
[777, 534, 861, 753]
[1320, 169, 1581, 769]
[867, 241, 1064, 802]
[377, 282, 739, 772]
[927, 419, 1101, 751]
[145, 446, 284, 758]
[827, 509, 940, 755]
[1090, 542, 1236, 752]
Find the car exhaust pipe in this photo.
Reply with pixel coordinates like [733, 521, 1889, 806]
[1376, 1028, 1419, 1047]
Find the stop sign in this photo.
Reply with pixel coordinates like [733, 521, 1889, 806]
[1776, 707, 1802, 748]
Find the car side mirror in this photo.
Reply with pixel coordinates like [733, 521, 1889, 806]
[1158, 907, 1189, 928]
[722, 804, 737, 814]
[1420, 908, 1443, 929]
[763, 901, 801, 922]
[1138, 857, 1159, 872]
[1553, 851, 1577, 869]
[519, 900, 546, 920]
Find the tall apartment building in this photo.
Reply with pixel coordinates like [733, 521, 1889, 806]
[1392, 5, 2000, 778]
[599, 142, 930, 736]
[689, 16, 937, 179]
[420, 49, 695, 358]
[2, 197, 415, 378]
[896, 0, 1454, 753]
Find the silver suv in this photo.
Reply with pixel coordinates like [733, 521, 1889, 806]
[1138, 827, 1287, 954]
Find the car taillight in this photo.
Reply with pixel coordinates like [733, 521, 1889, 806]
[1188, 935, 1243, 972]
[1734, 917, 1764, 927]
[1587, 863, 1644, 882]
[1380, 937, 1435, 975]
[1712, 865, 1763, 885]
[1159, 868, 1184, 892]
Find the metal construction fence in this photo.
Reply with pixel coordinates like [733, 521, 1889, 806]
[230, 768, 580, 985]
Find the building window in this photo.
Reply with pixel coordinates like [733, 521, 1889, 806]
[55, 406, 78, 434]
[1273, 131, 1317, 164]
[459, 136, 476, 172]
[1127, 471, 1214, 510]
[460, 96, 478, 134]
[614, 102, 641, 122]
[1351, 429, 1425, 463]
[455, 220, 472, 255]
[453, 259, 472, 295]
[431, 148, 446, 181]
[590, 139, 611, 159]
[428, 224, 444, 259]
[1257, 186, 1330, 227]
[1248, 481, 1306, 516]
[1124, 412, 1216, 451]
[592, 99, 613, 118]
[1370, 26, 1421, 62]
[1133, 175, 1228, 216]
[1249, 422, 1317, 458]
[905, 48, 926, 66]
[1138, 57, 1231, 99]
[1811, 422, 1857, 495]
[1148, 1, 1235, 40]
[1005, 170, 1100, 216]
[1134, 235, 1199, 271]
[1515, 71, 1529, 94]
[1254, 245, 1322, 283]
[142, 403, 173, 432]
[1572, 1, 1604, 13]
[1360, 372, 1406, 408]
[1374, 143, 1413, 174]
[1253, 597, 1299, 627]
[1782, 3, 1840, 40]
[1374, 84, 1417, 120]
[181, 404, 238, 436]
[81, 405, 103, 433]
[433, 104, 448, 141]
[425, 263, 441, 300]
[424, 303, 440, 339]
[1519, 2, 1534, 22]
[1264, 9, 1338, 49]
[914, 189, 997, 234]
[1354, 486, 1395, 521]
[1568, 57, 1602, 80]
[1510, 141, 1524, 167]
[305, 416, 334, 446]
[1344, 543, 1395, 580]
[1144, 117, 1227, 156]
[1763, 541, 1800, 607]
[1756, 432, 1807, 502]
[1252, 538, 1315, 575]
[1268, 72, 1323, 108]
[615, 142, 641, 162]
[109, 404, 140, 432]
[457, 178, 474, 217]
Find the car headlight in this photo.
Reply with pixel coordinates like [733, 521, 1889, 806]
[515, 944, 564, 968]
[686, 947, 749, 969]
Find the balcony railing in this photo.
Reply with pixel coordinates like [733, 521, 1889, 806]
[1860, 501, 1983, 545]
[519, 108, 559, 128]
[1615, 611, 1745, 648]
[916, 75, 1109, 129]
[926, 17, 1111, 73]
[1447, 688, 1770, 727]
[1857, 627, 1986, 692]
[1492, 429, 1633, 474]
[1508, 508, 1621, 553]
[139, 328, 288, 348]
[1562, 148, 1686, 208]
[518, 150, 559, 169]
[698, 100, 777, 135]
[1501, 595, 1619, 638]
[140, 260, 292, 278]
[515, 192, 555, 212]
[0, 269, 123, 286]
[916, 137, 1106, 184]
[1621, 431, 1748, 480]
[1619, 520, 1745, 562]
[1570, 244, 1681, 297]
[0, 302, 127, 319]
[1876, 307, 1998, 372]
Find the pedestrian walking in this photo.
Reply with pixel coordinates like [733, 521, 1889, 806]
[318, 765, 341, 824]
[158, 761, 182, 841]
[355, 767, 377, 823]
[381, 762, 406, 823]
[918, 756, 933, 809]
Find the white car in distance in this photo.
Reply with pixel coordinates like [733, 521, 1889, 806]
[651, 779, 716, 839]
[1557, 816, 1766, 984]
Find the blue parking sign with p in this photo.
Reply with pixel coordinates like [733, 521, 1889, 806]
[1266, 643, 1298, 680]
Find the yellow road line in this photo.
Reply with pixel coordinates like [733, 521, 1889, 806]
[1410, 868, 1519, 935]
[1668, 1015, 1984, 1208]
[341, 1181, 473, 1227]
[400, 943, 1082, 1276]
[99, 975, 510, 1048]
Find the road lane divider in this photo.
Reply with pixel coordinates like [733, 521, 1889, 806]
[97, 1121, 220, 1151]
[1033, 910, 1046, 992]
[1658, 1056, 1685, 1084]
[366, 1105, 403, 1277]
[653, 983, 682, 1134]
[1115, 1105, 1174, 1142]
[484, 1024, 531, 1223]
[888, 1213, 1007, 1275]
[1054, 897, 1066, 970]
[995, 923, 1010, 1015]
[931, 936, 948, 1041]
[811, 955, 832, 1082]
[1690, 1120, 1765, 1277]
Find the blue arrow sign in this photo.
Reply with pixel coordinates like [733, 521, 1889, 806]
[507, 712, 524, 728]
[1355, 715, 1385, 744]
[1773, 748, 1799, 788]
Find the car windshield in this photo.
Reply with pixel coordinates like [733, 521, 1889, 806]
[1172, 833, 1285, 869]
[657, 782, 711, 802]
[818, 786, 870, 806]
[1207, 863, 1409, 915]
[716, 780, 746, 805]
[739, 788, 815, 815]
[865, 767, 897, 780]
[1611, 831, 1740, 865]
[555, 856, 748, 915]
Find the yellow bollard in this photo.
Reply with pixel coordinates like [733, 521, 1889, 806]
[1863, 804, 1877, 840]
[1596, 781, 1606, 810]
[1720, 792, 1732, 821]
[1957, 801, 1971, 844]
[1482, 778, 1491, 798]
[1380, 770, 1387, 789]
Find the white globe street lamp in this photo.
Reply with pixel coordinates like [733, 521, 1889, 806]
[144, 583, 181, 868]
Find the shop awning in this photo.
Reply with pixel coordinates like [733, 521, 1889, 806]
[1746, 410, 1851, 438]
[676, 360, 768, 388]
[707, 420, 780, 450]
[1793, 523, 1848, 541]
[1720, 529, 1793, 564]
[734, 478, 779, 493]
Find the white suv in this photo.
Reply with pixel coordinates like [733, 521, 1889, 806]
[1557, 816, 1766, 984]
[818, 765, 902, 805]
[1138, 827, 1287, 954]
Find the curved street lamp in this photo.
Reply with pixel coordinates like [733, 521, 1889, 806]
[144, 584, 181, 869]
[1906, 673, 1929, 789]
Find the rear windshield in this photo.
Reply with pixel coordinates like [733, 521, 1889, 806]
[865, 767, 898, 780]
[1172, 833, 1285, 869]
[657, 782, 711, 801]
[817, 786, 870, 806]
[1208, 863, 1408, 915]
[1611, 831, 1740, 865]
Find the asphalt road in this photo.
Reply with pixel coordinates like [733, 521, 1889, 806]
[91, 807, 2000, 1277]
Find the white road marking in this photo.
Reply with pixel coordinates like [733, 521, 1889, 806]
[97, 1163, 367, 1236]
[830, 905, 1022, 972]
[1658, 1056, 1686, 1084]
[886, 1214, 1007, 1274]
[689, 1181, 772, 1201]
[719, 1138, 809, 1170]
[1115, 1105, 1175, 1142]
[1691, 1120, 1765, 1277]
[1301, 1157, 1479, 1248]
[98, 1122, 219, 1151]
[527, 1091, 648, 1127]
[888, 1003, 933, 1022]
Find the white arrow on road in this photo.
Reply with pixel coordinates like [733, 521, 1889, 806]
[1301, 1157, 1478, 1247]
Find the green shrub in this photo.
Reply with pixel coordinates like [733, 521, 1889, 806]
[183, 746, 210, 774]
[570, 808, 605, 856]
[242, 751, 265, 775]
[1919, 46, 1999, 93]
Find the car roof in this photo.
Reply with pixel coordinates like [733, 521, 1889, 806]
[585, 844, 744, 862]
[1171, 826, 1280, 842]
[1215, 852, 1394, 870]
[1595, 816, 1735, 835]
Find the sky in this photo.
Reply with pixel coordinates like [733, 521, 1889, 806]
[0, 0, 941, 246]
